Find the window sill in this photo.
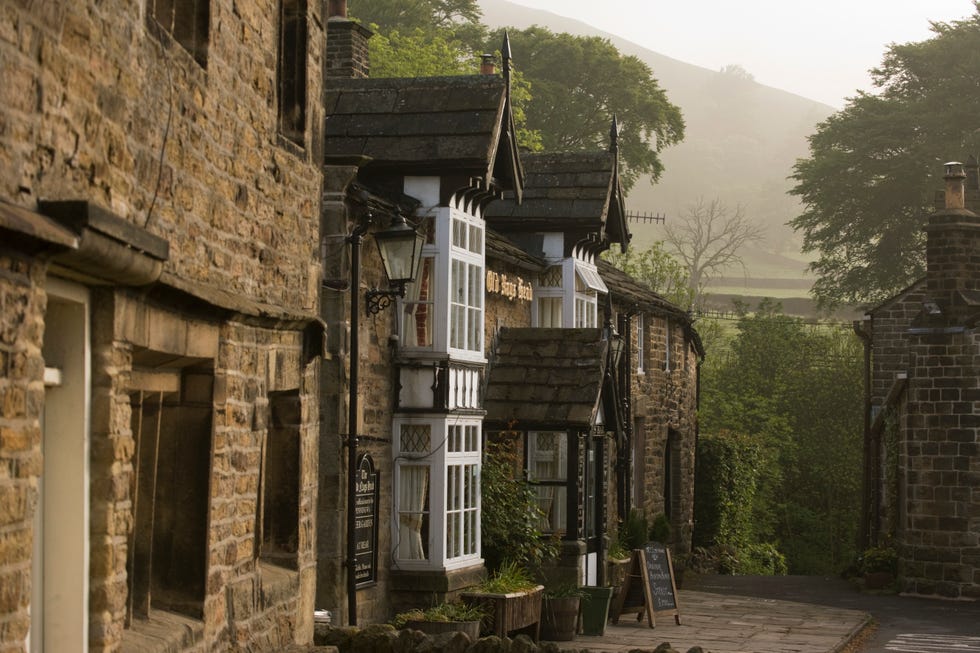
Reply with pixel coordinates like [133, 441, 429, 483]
[259, 560, 300, 608]
[122, 609, 204, 653]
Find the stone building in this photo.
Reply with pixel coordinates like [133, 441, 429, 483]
[860, 157, 980, 599]
[1, 2, 326, 651]
[315, 8, 702, 625]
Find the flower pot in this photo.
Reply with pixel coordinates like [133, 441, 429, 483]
[578, 586, 613, 636]
[864, 571, 894, 590]
[403, 619, 481, 641]
[540, 595, 580, 641]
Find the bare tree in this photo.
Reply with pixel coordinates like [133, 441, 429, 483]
[663, 198, 764, 304]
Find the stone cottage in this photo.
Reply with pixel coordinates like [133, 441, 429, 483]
[860, 157, 980, 599]
[314, 7, 703, 618]
[1, 2, 326, 651]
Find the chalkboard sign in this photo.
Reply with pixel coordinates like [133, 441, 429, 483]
[610, 543, 681, 627]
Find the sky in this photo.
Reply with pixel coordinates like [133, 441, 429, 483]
[505, 0, 976, 108]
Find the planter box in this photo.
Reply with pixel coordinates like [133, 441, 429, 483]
[403, 619, 481, 641]
[461, 585, 544, 641]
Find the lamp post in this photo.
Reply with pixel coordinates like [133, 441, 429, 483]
[346, 210, 425, 625]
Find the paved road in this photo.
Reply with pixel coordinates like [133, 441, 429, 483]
[685, 574, 980, 653]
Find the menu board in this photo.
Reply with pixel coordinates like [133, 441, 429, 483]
[610, 542, 681, 627]
[353, 454, 379, 587]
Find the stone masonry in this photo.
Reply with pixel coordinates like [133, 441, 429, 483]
[1, 1, 327, 651]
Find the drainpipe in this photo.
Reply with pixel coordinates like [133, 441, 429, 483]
[853, 316, 872, 550]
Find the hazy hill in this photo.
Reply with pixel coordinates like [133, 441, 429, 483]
[479, 0, 837, 305]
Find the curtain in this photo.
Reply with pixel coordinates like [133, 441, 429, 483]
[402, 257, 432, 348]
[398, 464, 429, 560]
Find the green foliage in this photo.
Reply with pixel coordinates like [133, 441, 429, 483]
[620, 508, 649, 551]
[649, 513, 671, 544]
[790, 5, 980, 306]
[859, 547, 898, 575]
[392, 601, 486, 628]
[488, 27, 684, 190]
[481, 437, 556, 572]
[350, 0, 482, 37]
[696, 301, 864, 575]
[602, 241, 693, 308]
[543, 583, 587, 599]
[368, 28, 476, 77]
[477, 560, 540, 594]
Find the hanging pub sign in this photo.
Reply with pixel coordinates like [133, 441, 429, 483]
[486, 270, 533, 302]
[353, 454, 379, 588]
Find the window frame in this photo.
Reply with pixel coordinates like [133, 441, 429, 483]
[392, 416, 482, 571]
[277, 0, 308, 147]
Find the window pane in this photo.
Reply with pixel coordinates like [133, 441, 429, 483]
[452, 217, 466, 249]
[400, 424, 430, 453]
[528, 432, 568, 481]
[468, 224, 483, 254]
[397, 465, 430, 560]
[402, 256, 433, 348]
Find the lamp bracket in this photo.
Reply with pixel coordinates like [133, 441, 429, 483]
[365, 283, 406, 315]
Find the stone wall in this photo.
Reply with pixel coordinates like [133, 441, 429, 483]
[628, 311, 699, 554]
[868, 281, 927, 406]
[902, 328, 980, 599]
[1, 1, 326, 650]
[0, 0, 324, 314]
[0, 250, 47, 651]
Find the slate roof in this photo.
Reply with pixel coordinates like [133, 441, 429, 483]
[484, 327, 607, 429]
[485, 151, 628, 249]
[324, 75, 523, 198]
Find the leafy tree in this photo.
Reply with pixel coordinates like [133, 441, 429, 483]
[351, 0, 482, 36]
[602, 241, 693, 308]
[484, 27, 684, 190]
[369, 28, 476, 77]
[790, 5, 980, 307]
[663, 197, 763, 305]
[696, 300, 863, 574]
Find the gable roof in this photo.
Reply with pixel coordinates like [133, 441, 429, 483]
[485, 327, 607, 429]
[485, 151, 629, 253]
[324, 75, 523, 200]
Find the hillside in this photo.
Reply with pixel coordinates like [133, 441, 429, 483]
[479, 0, 837, 311]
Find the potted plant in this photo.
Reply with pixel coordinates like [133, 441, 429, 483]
[461, 562, 544, 640]
[392, 601, 486, 641]
[578, 585, 613, 636]
[540, 584, 584, 641]
[859, 546, 898, 590]
[605, 532, 632, 601]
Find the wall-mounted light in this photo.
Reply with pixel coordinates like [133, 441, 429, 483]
[365, 214, 426, 314]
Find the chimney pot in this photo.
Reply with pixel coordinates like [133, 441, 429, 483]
[328, 0, 347, 19]
[944, 161, 966, 210]
[480, 54, 495, 75]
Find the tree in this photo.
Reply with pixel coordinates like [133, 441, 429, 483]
[663, 198, 763, 304]
[602, 241, 693, 308]
[485, 27, 684, 190]
[696, 301, 864, 574]
[351, 0, 482, 36]
[790, 5, 980, 307]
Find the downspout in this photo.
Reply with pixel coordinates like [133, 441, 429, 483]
[853, 316, 873, 550]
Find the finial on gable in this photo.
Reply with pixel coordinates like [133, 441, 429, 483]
[502, 31, 512, 83]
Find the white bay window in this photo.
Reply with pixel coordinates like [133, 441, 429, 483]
[393, 417, 482, 570]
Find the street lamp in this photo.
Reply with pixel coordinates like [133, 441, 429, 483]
[346, 210, 424, 626]
[366, 214, 426, 314]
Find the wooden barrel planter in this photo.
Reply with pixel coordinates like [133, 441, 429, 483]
[403, 619, 481, 641]
[540, 595, 580, 641]
[461, 585, 544, 641]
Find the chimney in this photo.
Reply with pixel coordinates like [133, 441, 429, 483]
[944, 161, 966, 210]
[480, 54, 495, 75]
[924, 159, 980, 318]
[326, 1, 373, 79]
